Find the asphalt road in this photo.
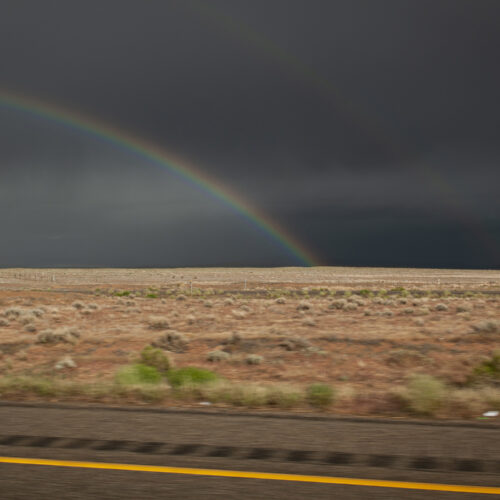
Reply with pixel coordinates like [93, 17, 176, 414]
[0, 403, 499, 499]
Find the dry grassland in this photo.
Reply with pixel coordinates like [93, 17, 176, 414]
[0, 267, 499, 418]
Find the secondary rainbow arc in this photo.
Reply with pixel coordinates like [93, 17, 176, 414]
[0, 90, 319, 266]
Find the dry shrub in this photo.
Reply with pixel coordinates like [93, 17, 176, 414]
[232, 309, 247, 320]
[385, 349, 426, 367]
[401, 374, 446, 415]
[30, 308, 45, 317]
[19, 313, 36, 325]
[416, 307, 430, 316]
[0, 318, 9, 327]
[275, 297, 286, 304]
[36, 327, 80, 345]
[382, 309, 393, 317]
[148, 316, 170, 329]
[176, 294, 187, 301]
[345, 302, 358, 311]
[444, 386, 500, 418]
[72, 301, 84, 310]
[87, 303, 99, 310]
[223, 332, 242, 345]
[471, 320, 499, 334]
[329, 299, 347, 310]
[207, 350, 230, 362]
[435, 303, 448, 311]
[245, 354, 264, 365]
[4, 307, 23, 318]
[55, 356, 77, 370]
[151, 331, 188, 353]
[224, 298, 235, 306]
[302, 317, 316, 327]
[24, 323, 37, 333]
[297, 301, 311, 311]
[185, 314, 196, 325]
[279, 336, 311, 351]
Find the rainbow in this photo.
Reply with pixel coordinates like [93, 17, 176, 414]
[0, 90, 319, 266]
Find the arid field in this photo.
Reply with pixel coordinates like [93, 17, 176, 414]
[0, 267, 499, 419]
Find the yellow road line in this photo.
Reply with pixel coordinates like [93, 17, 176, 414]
[0, 456, 499, 494]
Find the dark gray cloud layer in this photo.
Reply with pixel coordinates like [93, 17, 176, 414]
[1, 0, 499, 267]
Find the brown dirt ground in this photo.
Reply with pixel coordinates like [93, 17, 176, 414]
[0, 267, 499, 417]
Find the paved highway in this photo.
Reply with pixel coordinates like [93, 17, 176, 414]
[0, 403, 498, 499]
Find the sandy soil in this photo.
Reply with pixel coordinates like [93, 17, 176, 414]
[0, 267, 499, 416]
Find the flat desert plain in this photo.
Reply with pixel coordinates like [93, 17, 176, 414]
[0, 267, 499, 418]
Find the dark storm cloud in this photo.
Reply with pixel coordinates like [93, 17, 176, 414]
[1, 0, 499, 267]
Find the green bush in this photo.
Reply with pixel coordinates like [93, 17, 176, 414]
[306, 383, 335, 409]
[146, 293, 158, 299]
[140, 346, 171, 373]
[167, 367, 219, 388]
[404, 374, 446, 415]
[114, 291, 131, 297]
[472, 352, 500, 384]
[115, 364, 162, 385]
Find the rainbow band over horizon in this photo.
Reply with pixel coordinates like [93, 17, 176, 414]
[0, 90, 319, 266]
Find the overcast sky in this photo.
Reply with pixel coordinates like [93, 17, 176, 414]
[1, 0, 499, 268]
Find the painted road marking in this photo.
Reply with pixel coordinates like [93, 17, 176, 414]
[0, 456, 499, 494]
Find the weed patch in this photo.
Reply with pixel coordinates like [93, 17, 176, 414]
[115, 364, 162, 385]
[167, 367, 219, 388]
[306, 383, 335, 409]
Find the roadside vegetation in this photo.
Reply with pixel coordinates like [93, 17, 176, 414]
[0, 280, 499, 418]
